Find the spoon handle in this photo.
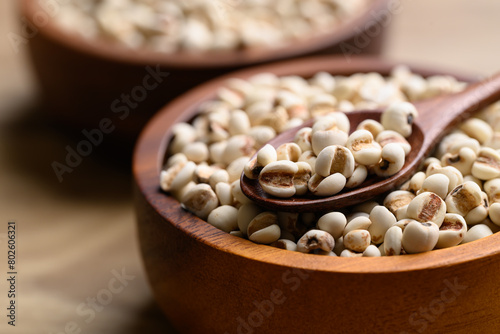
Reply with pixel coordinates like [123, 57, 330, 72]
[415, 72, 500, 153]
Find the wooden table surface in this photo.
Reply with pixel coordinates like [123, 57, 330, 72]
[0, 1, 499, 333]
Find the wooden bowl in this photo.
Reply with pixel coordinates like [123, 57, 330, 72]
[21, 0, 389, 154]
[134, 56, 500, 334]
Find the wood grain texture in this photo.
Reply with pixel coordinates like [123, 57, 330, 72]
[134, 56, 500, 333]
[241, 72, 500, 212]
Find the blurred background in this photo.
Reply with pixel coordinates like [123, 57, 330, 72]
[0, 0, 499, 333]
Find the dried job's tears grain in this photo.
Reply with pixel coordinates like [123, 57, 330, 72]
[251, 103, 411, 197]
[159, 66, 500, 257]
[55, 0, 369, 53]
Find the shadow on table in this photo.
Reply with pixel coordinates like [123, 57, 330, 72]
[129, 302, 179, 334]
[0, 102, 136, 202]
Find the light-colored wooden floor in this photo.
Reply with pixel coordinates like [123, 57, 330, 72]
[0, 1, 499, 333]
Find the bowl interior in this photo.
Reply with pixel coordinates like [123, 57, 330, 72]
[134, 55, 499, 274]
[22, 0, 389, 68]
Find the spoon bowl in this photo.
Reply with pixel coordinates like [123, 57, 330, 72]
[241, 110, 425, 212]
[241, 73, 500, 212]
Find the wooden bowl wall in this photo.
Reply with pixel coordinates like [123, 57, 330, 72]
[133, 56, 500, 334]
[21, 0, 389, 155]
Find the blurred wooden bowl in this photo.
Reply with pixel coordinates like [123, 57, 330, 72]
[134, 56, 498, 334]
[21, 0, 389, 155]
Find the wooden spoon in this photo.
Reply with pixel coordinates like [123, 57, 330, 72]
[240, 72, 500, 212]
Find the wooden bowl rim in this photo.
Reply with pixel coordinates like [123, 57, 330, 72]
[20, 0, 389, 69]
[133, 55, 498, 274]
